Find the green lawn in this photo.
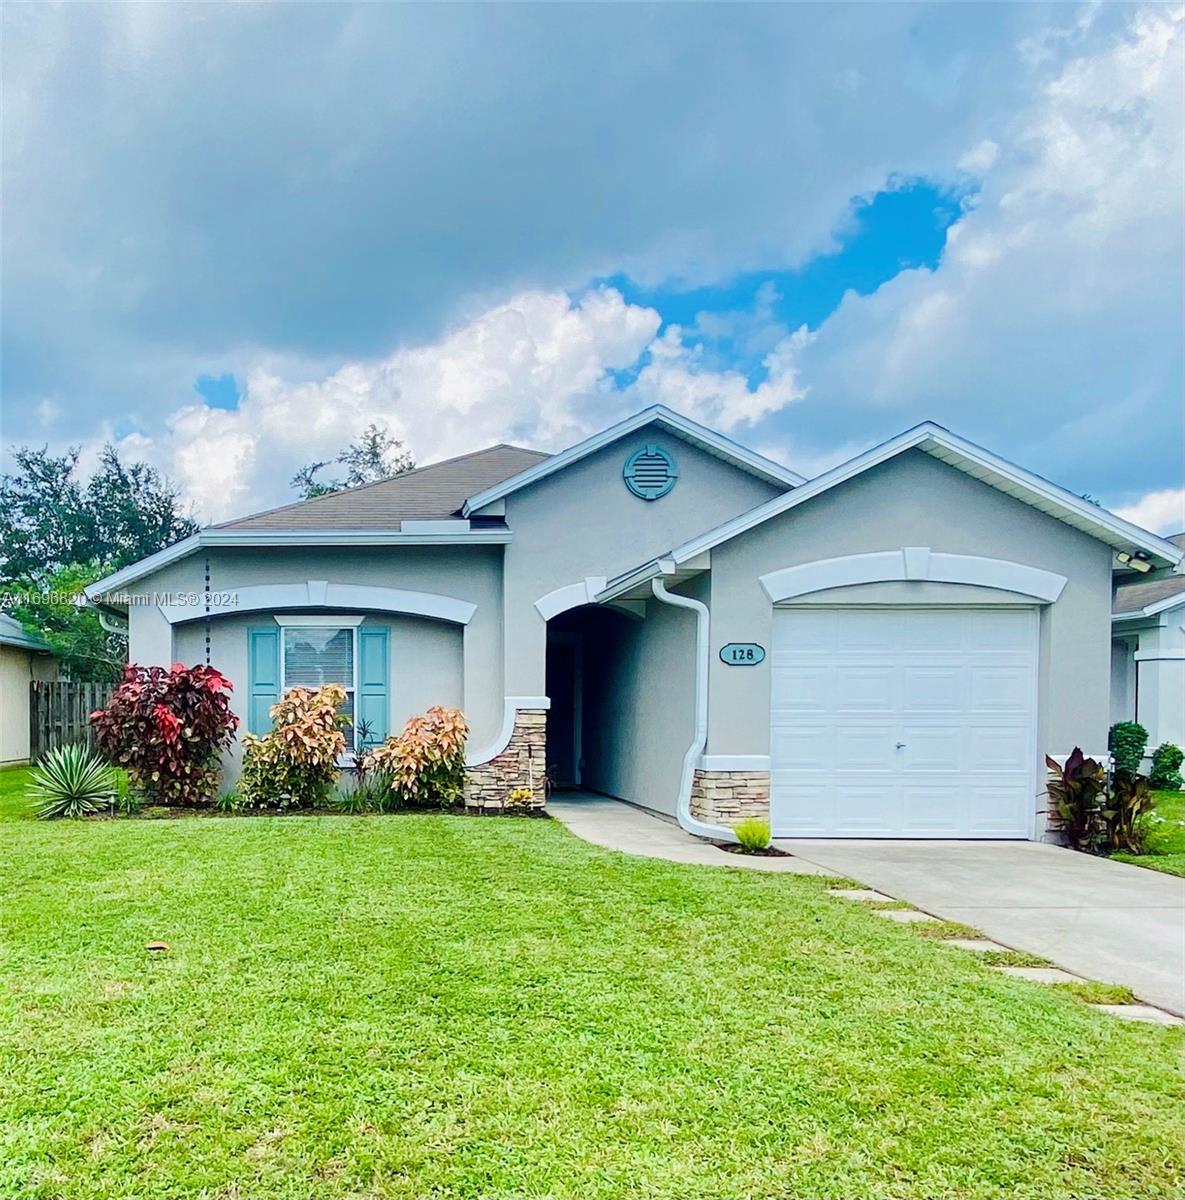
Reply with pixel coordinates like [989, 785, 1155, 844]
[1113, 789, 1185, 876]
[1, 765, 1182, 1199]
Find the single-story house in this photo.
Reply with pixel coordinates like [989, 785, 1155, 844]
[87, 405, 1183, 841]
[1111, 533, 1185, 762]
[0, 614, 60, 766]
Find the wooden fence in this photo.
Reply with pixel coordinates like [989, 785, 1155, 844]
[29, 681, 114, 762]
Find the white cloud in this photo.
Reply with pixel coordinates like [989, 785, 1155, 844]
[778, 5, 1184, 498]
[118, 288, 813, 522]
[1115, 488, 1185, 536]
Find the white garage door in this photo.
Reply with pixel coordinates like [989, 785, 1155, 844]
[770, 607, 1037, 838]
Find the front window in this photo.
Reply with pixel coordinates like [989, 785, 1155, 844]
[281, 626, 356, 746]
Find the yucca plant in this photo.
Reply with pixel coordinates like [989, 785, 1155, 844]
[30, 744, 117, 820]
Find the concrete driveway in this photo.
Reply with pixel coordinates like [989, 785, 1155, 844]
[777, 839, 1185, 1015]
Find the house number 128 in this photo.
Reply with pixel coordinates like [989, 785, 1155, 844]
[719, 642, 765, 665]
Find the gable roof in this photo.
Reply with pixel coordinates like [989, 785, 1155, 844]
[598, 422, 1184, 601]
[460, 405, 805, 517]
[217, 444, 549, 531]
[0, 613, 54, 653]
[1113, 533, 1185, 618]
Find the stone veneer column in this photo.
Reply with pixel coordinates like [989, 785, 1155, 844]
[689, 769, 771, 826]
[464, 708, 548, 810]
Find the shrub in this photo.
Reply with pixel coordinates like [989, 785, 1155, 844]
[1109, 721, 1149, 777]
[30, 744, 116, 819]
[240, 684, 347, 810]
[333, 768, 397, 814]
[733, 817, 771, 852]
[371, 706, 468, 808]
[90, 662, 238, 806]
[112, 771, 142, 816]
[1150, 743, 1184, 790]
[505, 786, 536, 811]
[1104, 771, 1155, 854]
[1046, 749, 1108, 853]
[213, 788, 242, 814]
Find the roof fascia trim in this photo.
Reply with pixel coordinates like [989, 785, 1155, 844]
[85, 529, 511, 601]
[460, 405, 804, 516]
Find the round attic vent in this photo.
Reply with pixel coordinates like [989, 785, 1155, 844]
[623, 444, 679, 501]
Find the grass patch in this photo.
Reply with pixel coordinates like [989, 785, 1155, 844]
[0, 764, 1183, 1198]
[982, 949, 1057, 969]
[1052, 980, 1140, 1006]
[915, 920, 987, 941]
[1112, 789, 1185, 877]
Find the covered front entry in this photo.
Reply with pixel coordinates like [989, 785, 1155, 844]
[770, 606, 1038, 838]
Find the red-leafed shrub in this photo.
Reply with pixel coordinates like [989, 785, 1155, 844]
[90, 662, 239, 805]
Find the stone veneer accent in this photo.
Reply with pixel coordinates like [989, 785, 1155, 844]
[464, 708, 548, 811]
[689, 769, 771, 825]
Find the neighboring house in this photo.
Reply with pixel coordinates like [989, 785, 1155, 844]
[0, 614, 59, 766]
[87, 406, 1183, 841]
[1111, 532, 1185, 761]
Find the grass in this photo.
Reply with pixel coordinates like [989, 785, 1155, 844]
[1112, 789, 1185, 876]
[1, 765, 1182, 1199]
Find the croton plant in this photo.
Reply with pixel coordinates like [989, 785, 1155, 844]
[91, 662, 239, 805]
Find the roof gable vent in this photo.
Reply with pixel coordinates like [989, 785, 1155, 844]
[623, 444, 679, 501]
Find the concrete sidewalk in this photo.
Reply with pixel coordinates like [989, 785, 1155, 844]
[779, 838, 1185, 1015]
[546, 793, 830, 874]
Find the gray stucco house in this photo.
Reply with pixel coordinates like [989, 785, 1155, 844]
[88, 406, 1183, 841]
[1111, 533, 1185, 763]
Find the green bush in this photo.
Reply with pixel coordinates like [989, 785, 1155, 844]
[733, 817, 771, 852]
[213, 788, 242, 814]
[1149, 743, 1183, 790]
[30, 744, 116, 819]
[1109, 721, 1148, 776]
[112, 771, 142, 816]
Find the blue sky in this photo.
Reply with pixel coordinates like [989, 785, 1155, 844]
[1, 3, 1181, 529]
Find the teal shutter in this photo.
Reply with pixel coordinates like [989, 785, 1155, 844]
[247, 627, 281, 734]
[357, 626, 389, 748]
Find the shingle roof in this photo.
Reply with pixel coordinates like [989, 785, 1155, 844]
[1114, 534, 1185, 614]
[215, 444, 549, 531]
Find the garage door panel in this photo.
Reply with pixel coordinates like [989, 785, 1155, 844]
[835, 666, 895, 713]
[970, 667, 1032, 712]
[771, 778, 831, 834]
[770, 607, 1036, 839]
[772, 664, 829, 711]
[771, 726, 832, 771]
[900, 726, 963, 771]
[836, 725, 898, 770]
[901, 666, 962, 710]
[971, 726, 1031, 771]
[966, 784, 1031, 834]
[835, 784, 900, 834]
[902, 785, 961, 834]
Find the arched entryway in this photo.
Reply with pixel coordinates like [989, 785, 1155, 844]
[544, 604, 636, 792]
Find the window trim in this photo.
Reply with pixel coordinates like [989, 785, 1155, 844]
[276, 617, 362, 751]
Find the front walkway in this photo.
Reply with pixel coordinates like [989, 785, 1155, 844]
[546, 793, 829, 874]
[779, 838, 1185, 1015]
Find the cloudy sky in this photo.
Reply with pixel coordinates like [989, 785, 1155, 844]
[2, 2, 1182, 530]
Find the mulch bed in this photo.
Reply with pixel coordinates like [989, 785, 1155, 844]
[714, 842, 792, 858]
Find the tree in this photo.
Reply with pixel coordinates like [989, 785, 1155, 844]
[0, 443, 199, 680]
[291, 423, 414, 499]
[0, 444, 198, 583]
[0, 563, 126, 682]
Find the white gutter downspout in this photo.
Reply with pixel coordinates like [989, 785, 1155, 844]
[650, 578, 736, 843]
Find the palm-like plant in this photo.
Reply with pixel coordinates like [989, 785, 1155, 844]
[30, 744, 116, 819]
